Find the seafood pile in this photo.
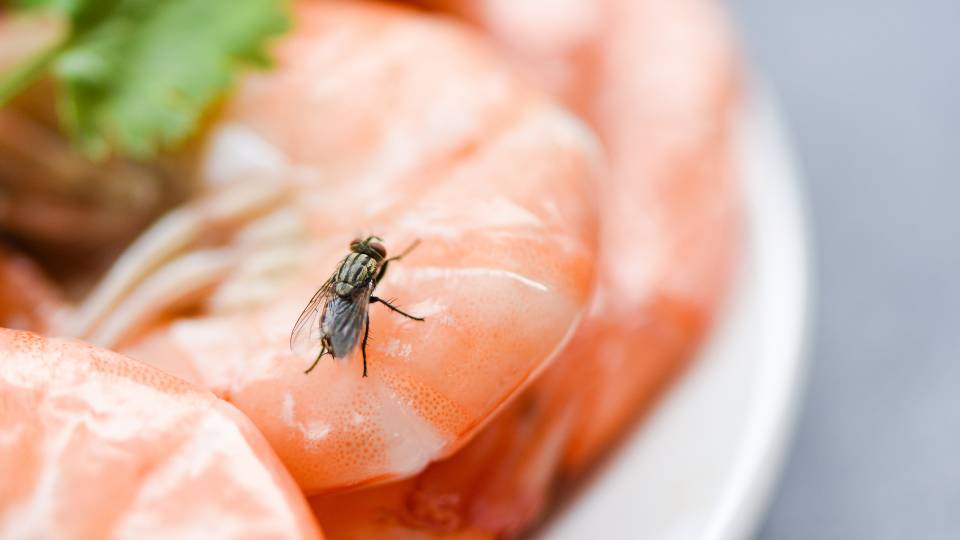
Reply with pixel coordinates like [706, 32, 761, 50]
[0, 1, 740, 538]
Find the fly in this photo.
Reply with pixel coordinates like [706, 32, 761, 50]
[290, 236, 424, 377]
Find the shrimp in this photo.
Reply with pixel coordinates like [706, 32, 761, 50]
[312, 0, 741, 536]
[0, 328, 323, 539]
[415, 0, 742, 472]
[61, 1, 601, 494]
[313, 391, 574, 539]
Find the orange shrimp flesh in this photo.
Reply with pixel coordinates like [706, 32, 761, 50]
[0, 328, 323, 539]
[58, 1, 602, 495]
[311, 0, 741, 537]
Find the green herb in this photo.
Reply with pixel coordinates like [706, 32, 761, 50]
[0, 0, 290, 159]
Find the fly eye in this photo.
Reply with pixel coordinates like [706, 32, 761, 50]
[370, 242, 387, 258]
[349, 237, 362, 249]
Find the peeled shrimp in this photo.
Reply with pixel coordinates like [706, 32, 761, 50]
[312, 0, 741, 536]
[313, 389, 572, 539]
[65, 1, 600, 494]
[0, 328, 322, 539]
[420, 0, 742, 472]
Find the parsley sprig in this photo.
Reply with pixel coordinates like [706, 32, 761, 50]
[0, 0, 290, 159]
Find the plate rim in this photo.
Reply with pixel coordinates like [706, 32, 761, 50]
[705, 85, 813, 540]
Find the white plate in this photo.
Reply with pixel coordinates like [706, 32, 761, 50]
[538, 90, 811, 540]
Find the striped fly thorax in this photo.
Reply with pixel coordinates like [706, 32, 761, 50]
[333, 252, 379, 297]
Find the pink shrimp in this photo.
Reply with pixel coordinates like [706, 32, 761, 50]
[0, 328, 322, 539]
[420, 0, 742, 472]
[59, 0, 601, 495]
[311, 0, 741, 536]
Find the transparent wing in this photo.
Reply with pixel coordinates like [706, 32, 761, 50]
[327, 282, 372, 358]
[290, 278, 333, 355]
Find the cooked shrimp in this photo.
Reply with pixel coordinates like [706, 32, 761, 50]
[313, 391, 574, 539]
[312, 0, 741, 536]
[62, 1, 600, 494]
[0, 328, 323, 539]
[449, 0, 742, 473]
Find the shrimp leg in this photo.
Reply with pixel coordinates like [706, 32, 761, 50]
[371, 296, 424, 321]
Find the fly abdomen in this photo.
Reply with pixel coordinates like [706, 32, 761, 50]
[321, 295, 365, 358]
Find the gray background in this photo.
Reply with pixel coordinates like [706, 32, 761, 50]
[726, 1, 960, 539]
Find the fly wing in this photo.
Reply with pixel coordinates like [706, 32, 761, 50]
[290, 278, 333, 356]
[325, 282, 372, 358]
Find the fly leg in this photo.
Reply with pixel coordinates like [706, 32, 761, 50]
[374, 238, 421, 287]
[305, 347, 328, 374]
[361, 315, 370, 377]
[389, 238, 421, 261]
[371, 296, 424, 321]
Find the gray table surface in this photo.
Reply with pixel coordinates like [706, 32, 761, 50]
[725, 1, 960, 539]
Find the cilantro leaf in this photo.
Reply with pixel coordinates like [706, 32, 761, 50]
[1, 0, 290, 159]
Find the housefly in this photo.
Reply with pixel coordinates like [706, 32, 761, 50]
[290, 236, 424, 377]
